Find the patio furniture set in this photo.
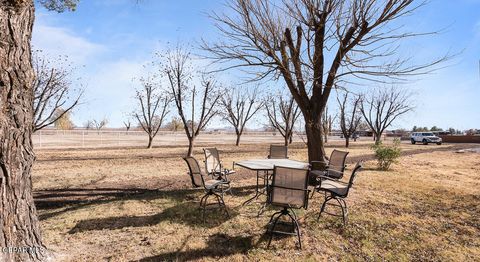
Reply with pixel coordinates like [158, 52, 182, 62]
[182, 145, 363, 248]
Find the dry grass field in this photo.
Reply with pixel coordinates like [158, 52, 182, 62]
[32, 141, 480, 261]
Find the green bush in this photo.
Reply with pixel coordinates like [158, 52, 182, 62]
[371, 139, 401, 170]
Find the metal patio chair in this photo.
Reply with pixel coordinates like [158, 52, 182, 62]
[268, 145, 288, 159]
[309, 149, 349, 198]
[316, 162, 363, 225]
[203, 147, 235, 182]
[183, 156, 230, 221]
[266, 166, 310, 249]
[264, 145, 289, 187]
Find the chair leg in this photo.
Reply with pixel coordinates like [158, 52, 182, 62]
[267, 210, 283, 225]
[338, 198, 348, 225]
[201, 193, 211, 222]
[199, 193, 208, 208]
[309, 187, 316, 199]
[317, 195, 333, 221]
[286, 210, 302, 249]
[217, 193, 230, 218]
[267, 211, 283, 248]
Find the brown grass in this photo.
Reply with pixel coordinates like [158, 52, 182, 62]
[32, 141, 480, 261]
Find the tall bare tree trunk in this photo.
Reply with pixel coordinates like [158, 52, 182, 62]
[235, 132, 241, 146]
[305, 116, 327, 165]
[147, 135, 153, 149]
[345, 137, 350, 148]
[187, 137, 195, 157]
[0, 1, 46, 261]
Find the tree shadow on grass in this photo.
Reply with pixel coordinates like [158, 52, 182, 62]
[67, 200, 239, 233]
[135, 233, 255, 261]
[135, 227, 299, 261]
[35, 184, 259, 221]
[34, 187, 191, 221]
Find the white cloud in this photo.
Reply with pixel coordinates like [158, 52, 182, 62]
[78, 59, 147, 127]
[32, 21, 105, 65]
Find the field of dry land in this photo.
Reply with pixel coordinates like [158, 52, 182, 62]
[32, 140, 480, 261]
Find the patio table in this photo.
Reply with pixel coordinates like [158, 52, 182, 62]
[234, 159, 309, 210]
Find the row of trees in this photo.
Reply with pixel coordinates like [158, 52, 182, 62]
[32, 45, 415, 151]
[131, 47, 299, 152]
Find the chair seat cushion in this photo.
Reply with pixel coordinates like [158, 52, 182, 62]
[319, 180, 348, 196]
[211, 169, 236, 175]
[204, 179, 229, 190]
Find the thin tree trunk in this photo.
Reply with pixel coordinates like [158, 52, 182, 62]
[235, 130, 243, 146]
[0, 2, 47, 261]
[284, 135, 289, 146]
[305, 118, 327, 167]
[235, 132, 241, 146]
[147, 135, 153, 149]
[345, 137, 350, 148]
[187, 137, 195, 156]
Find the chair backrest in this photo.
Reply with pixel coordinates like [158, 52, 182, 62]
[344, 161, 363, 197]
[203, 147, 221, 174]
[183, 157, 205, 188]
[268, 145, 288, 159]
[328, 149, 349, 172]
[269, 166, 309, 209]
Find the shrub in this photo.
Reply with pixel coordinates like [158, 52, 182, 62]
[371, 139, 401, 170]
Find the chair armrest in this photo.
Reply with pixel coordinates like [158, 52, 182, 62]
[316, 175, 349, 186]
[312, 172, 347, 184]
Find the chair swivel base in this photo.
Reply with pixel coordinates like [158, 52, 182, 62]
[266, 207, 302, 249]
[317, 194, 348, 225]
[199, 190, 230, 222]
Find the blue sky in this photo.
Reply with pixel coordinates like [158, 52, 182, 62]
[32, 0, 480, 130]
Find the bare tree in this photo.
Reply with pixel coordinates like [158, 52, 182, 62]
[123, 120, 131, 132]
[164, 47, 221, 156]
[83, 120, 94, 130]
[1, 1, 78, 260]
[265, 93, 301, 146]
[203, 0, 448, 163]
[337, 92, 362, 147]
[133, 75, 171, 148]
[219, 87, 263, 146]
[92, 117, 108, 133]
[32, 50, 83, 132]
[322, 106, 336, 143]
[360, 87, 414, 143]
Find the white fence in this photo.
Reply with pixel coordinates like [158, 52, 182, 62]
[32, 129, 306, 149]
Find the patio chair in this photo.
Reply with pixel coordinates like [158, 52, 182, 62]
[268, 145, 288, 159]
[203, 147, 235, 182]
[308, 150, 349, 197]
[183, 156, 230, 221]
[266, 166, 310, 249]
[316, 162, 363, 225]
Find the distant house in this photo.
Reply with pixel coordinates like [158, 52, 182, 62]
[432, 131, 451, 136]
[355, 130, 373, 137]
